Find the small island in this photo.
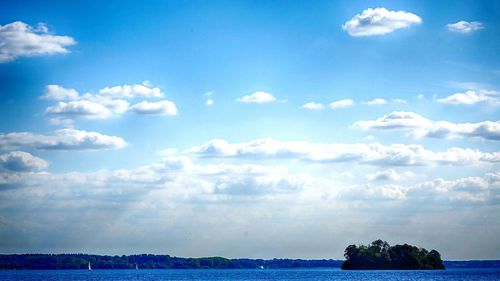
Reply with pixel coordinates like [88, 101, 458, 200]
[341, 239, 444, 270]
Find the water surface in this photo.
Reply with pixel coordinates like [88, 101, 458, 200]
[0, 268, 499, 281]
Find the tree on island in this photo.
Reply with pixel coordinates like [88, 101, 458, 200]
[341, 239, 444, 270]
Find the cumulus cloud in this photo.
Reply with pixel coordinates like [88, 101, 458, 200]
[302, 102, 325, 110]
[0, 129, 127, 151]
[185, 138, 500, 166]
[43, 82, 177, 122]
[236, 91, 278, 103]
[365, 169, 414, 182]
[342, 7, 422, 37]
[329, 99, 354, 109]
[2, 151, 497, 205]
[0, 151, 48, 172]
[437, 90, 499, 106]
[0, 21, 76, 63]
[447, 21, 484, 34]
[408, 172, 500, 203]
[46, 99, 127, 120]
[42, 85, 79, 101]
[129, 100, 178, 116]
[352, 111, 500, 141]
[98, 82, 164, 99]
[342, 172, 500, 203]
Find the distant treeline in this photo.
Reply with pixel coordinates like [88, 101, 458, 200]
[0, 254, 342, 270]
[444, 260, 500, 268]
[341, 240, 444, 270]
[0, 253, 498, 270]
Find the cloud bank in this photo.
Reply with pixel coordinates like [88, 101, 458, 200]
[185, 138, 500, 166]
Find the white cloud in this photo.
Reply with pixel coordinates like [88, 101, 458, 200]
[408, 172, 500, 203]
[0, 21, 76, 63]
[237, 91, 277, 103]
[2, 151, 497, 206]
[46, 100, 124, 120]
[352, 111, 500, 141]
[447, 21, 484, 34]
[0, 151, 48, 172]
[342, 7, 422, 37]
[42, 85, 79, 101]
[302, 102, 325, 110]
[98, 82, 164, 99]
[43, 83, 177, 122]
[329, 99, 354, 109]
[353, 111, 433, 130]
[206, 99, 214, 106]
[0, 148, 498, 258]
[185, 138, 500, 166]
[366, 169, 414, 182]
[365, 98, 387, 105]
[0, 129, 127, 151]
[392, 98, 407, 104]
[129, 100, 178, 116]
[339, 184, 407, 201]
[437, 90, 499, 106]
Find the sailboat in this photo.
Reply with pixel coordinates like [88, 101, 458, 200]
[88, 261, 92, 271]
[135, 263, 138, 270]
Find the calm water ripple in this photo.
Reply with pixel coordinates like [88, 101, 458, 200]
[0, 268, 499, 281]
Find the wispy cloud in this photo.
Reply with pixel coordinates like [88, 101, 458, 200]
[437, 90, 499, 106]
[364, 98, 387, 106]
[129, 100, 178, 116]
[447, 21, 484, 34]
[236, 91, 281, 104]
[329, 99, 354, 109]
[302, 102, 325, 110]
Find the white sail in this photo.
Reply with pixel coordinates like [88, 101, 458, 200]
[88, 261, 92, 271]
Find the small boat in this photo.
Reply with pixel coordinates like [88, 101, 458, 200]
[88, 261, 92, 271]
[135, 264, 138, 270]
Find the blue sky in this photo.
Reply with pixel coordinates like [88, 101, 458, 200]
[0, 0, 499, 259]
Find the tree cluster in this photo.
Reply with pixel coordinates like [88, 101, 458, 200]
[341, 239, 444, 270]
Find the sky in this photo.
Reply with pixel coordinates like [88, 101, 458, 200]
[0, 0, 499, 260]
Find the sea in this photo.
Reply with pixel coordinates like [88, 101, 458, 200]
[0, 268, 499, 281]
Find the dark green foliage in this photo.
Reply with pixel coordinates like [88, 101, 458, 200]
[341, 239, 445, 270]
[0, 254, 342, 270]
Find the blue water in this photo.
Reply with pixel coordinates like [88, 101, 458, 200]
[0, 268, 499, 281]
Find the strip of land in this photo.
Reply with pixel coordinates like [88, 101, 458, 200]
[0, 254, 498, 270]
